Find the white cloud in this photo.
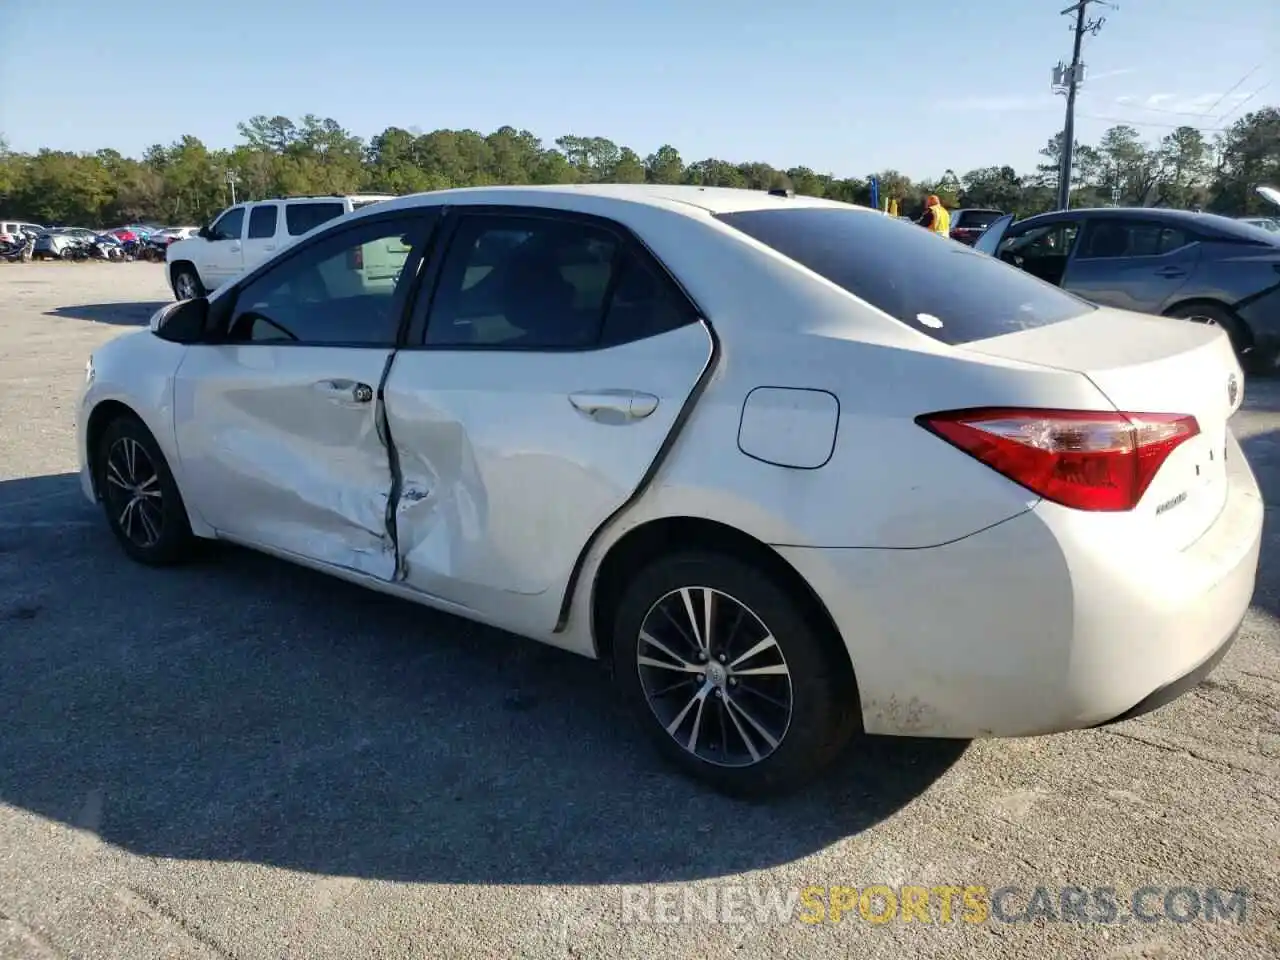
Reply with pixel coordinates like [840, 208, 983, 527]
[935, 95, 1058, 112]
[1088, 67, 1138, 81]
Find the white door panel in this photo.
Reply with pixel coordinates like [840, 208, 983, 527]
[381, 322, 713, 625]
[204, 206, 247, 288]
[241, 203, 282, 274]
[173, 345, 396, 578]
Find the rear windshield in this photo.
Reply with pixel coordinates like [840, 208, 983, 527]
[715, 207, 1093, 345]
[955, 210, 1004, 229]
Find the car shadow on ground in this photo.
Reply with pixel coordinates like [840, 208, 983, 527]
[0, 472, 966, 886]
[44, 301, 170, 325]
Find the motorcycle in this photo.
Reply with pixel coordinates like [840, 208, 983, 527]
[0, 232, 36, 262]
[60, 239, 91, 261]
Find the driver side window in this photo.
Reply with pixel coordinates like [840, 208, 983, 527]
[209, 207, 245, 242]
[226, 215, 429, 346]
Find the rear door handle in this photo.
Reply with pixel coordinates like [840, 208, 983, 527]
[569, 389, 659, 421]
[314, 379, 374, 404]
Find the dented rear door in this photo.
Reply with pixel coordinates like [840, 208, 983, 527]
[378, 207, 714, 632]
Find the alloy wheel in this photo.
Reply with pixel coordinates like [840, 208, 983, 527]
[174, 272, 196, 299]
[636, 586, 793, 768]
[103, 437, 164, 548]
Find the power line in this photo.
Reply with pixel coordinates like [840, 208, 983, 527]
[1198, 63, 1264, 118]
[1214, 81, 1273, 125]
[1075, 113, 1228, 132]
[1095, 98, 1246, 118]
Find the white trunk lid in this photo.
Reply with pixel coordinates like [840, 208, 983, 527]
[967, 307, 1243, 551]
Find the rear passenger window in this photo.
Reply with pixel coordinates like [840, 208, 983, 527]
[1157, 227, 1190, 254]
[424, 215, 696, 350]
[600, 255, 698, 347]
[247, 205, 278, 239]
[286, 202, 346, 237]
[426, 216, 618, 349]
[1080, 221, 1192, 258]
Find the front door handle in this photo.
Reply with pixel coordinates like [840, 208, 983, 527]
[569, 389, 659, 422]
[1155, 266, 1187, 278]
[314, 379, 374, 404]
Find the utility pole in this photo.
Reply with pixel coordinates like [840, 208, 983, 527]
[224, 170, 241, 205]
[1052, 0, 1110, 210]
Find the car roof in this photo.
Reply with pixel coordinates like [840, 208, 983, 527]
[369, 183, 869, 219]
[244, 194, 396, 204]
[1009, 206, 1280, 241]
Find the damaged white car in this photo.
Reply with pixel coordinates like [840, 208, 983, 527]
[78, 185, 1262, 796]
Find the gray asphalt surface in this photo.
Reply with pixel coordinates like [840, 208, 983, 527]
[1, 262, 1278, 960]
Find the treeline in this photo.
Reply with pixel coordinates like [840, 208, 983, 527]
[1, 107, 1277, 229]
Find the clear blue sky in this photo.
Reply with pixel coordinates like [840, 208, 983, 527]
[1, 0, 1275, 179]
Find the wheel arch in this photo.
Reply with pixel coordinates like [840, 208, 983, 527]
[1163, 297, 1253, 348]
[589, 515, 858, 702]
[168, 259, 200, 292]
[84, 398, 208, 537]
[84, 399, 140, 500]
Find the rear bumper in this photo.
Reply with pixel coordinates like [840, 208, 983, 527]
[776, 431, 1263, 739]
[1090, 616, 1240, 726]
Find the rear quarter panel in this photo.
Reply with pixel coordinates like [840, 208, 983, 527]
[1178, 242, 1280, 312]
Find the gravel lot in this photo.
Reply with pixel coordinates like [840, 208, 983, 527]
[1, 262, 1278, 960]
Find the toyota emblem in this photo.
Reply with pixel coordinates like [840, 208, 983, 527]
[1227, 373, 1239, 407]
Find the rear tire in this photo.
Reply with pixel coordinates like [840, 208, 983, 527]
[171, 263, 204, 301]
[95, 414, 198, 566]
[1165, 302, 1261, 372]
[611, 551, 858, 798]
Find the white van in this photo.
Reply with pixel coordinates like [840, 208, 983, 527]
[166, 195, 394, 300]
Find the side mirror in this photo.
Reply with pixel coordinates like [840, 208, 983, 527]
[151, 297, 210, 344]
[198, 224, 213, 240]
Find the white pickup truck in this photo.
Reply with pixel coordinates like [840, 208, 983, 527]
[165, 194, 393, 300]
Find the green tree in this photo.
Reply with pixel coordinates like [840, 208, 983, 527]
[1, 112, 1275, 227]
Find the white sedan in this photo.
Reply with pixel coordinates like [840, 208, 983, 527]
[77, 185, 1262, 796]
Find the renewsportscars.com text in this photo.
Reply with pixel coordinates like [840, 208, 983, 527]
[620, 884, 1250, 926]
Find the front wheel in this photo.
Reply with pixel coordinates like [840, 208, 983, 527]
[611, 551, 858, 797]
[171, 264, 204, 301]
[95, 414, 198, 565]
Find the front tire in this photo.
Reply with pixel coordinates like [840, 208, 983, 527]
[171, 263, 204, 301]
[95, 414, 197, 565]
[611, 551, 858, 798]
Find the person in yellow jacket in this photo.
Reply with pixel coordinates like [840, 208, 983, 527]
[917, 194, 951, 235]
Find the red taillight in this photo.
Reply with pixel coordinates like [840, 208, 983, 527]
[917, 408, 1200, 512]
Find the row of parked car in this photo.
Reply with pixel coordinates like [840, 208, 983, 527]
[0, 221, 200, 260]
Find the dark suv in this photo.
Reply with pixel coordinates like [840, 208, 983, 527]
[948, 208, 1005, 245]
